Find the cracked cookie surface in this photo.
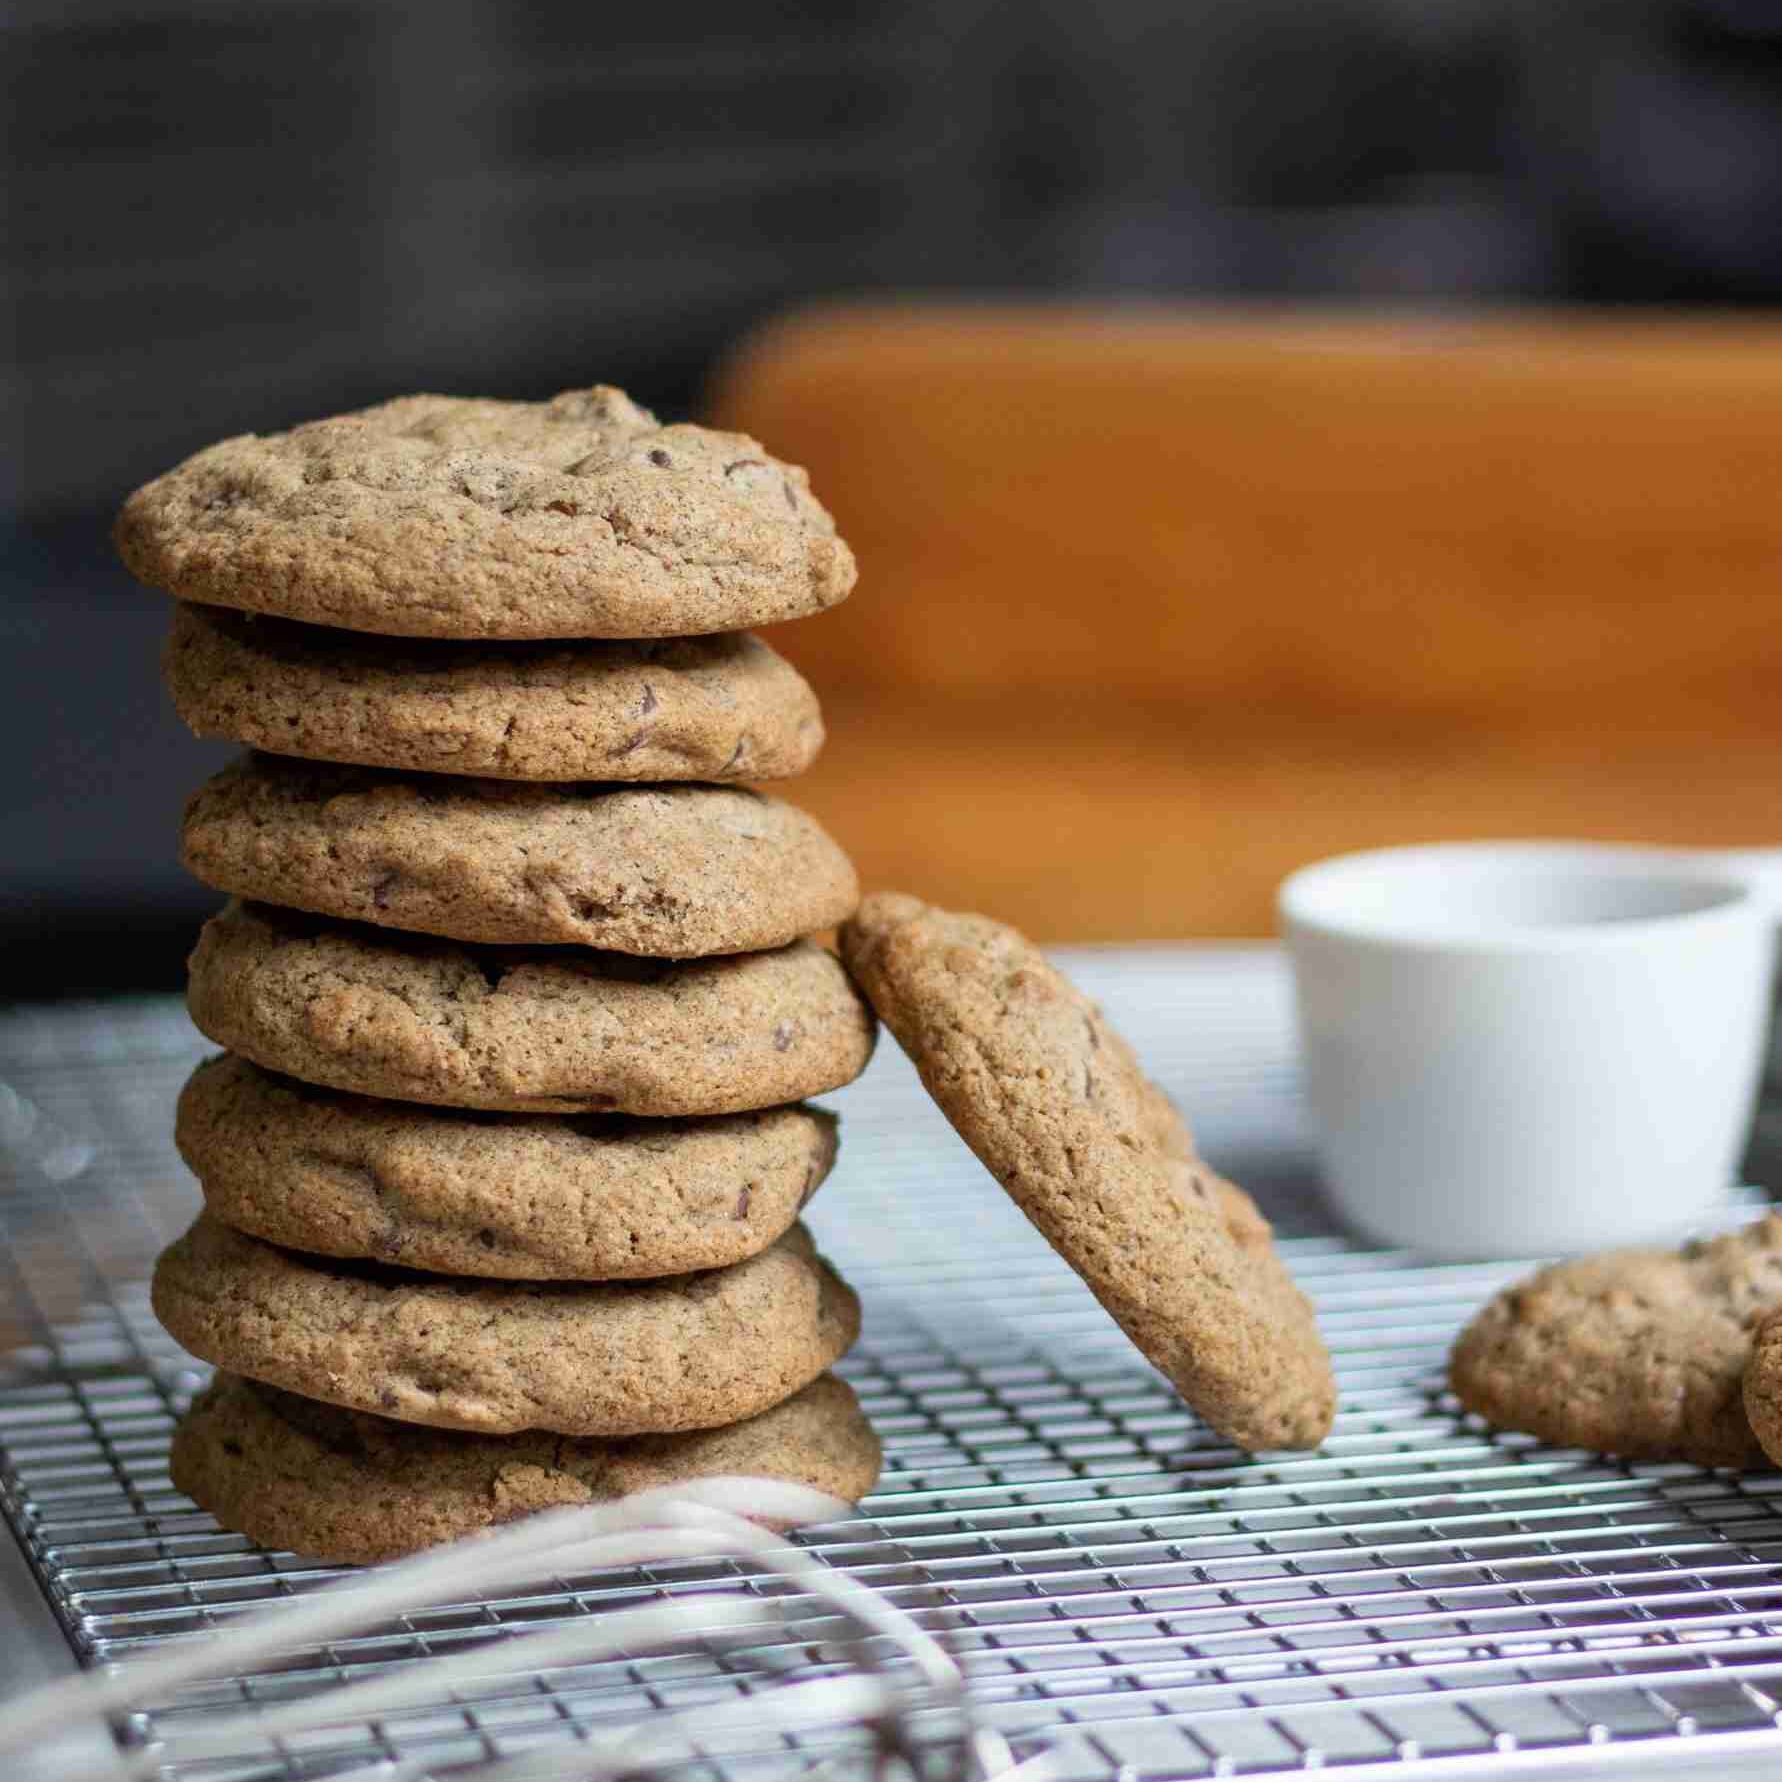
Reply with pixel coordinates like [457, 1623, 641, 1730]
[153, 1214, 859, 1436]
[116, 386, 855, 638]
[178, 1053, 838, 1279]
[171, 1371, 881, 1563]
[838, 891, 1335, 1453]
[1451, 1216, 1782, 1466]
[187, 901, 876, 1114]
[164, 604, 824, 782]
[182, 754, 858, 955]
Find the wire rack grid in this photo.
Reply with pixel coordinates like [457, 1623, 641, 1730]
[4, 947, 1782, 1781]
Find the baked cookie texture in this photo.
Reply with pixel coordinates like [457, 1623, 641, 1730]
[181, 754, 858, 954]
[116, 387, 855, 639]
[838, 891, 1335, 1453]
[177, 1054, 838, 1279]
[1451, 1215, 1782, 1468]
[164, 604, 824, 782]
[1743, 1305, 1782, 1466]
[173, 1371, 880, 1564]
[153, 1214, 859, 1436]
[187, 901, 876, 1115]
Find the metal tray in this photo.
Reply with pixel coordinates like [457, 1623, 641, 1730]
[4, 949, 1782, 1780]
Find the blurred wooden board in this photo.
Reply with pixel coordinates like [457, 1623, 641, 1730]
[711, 305, 1782, 936]
[794, 694, 1782, 941]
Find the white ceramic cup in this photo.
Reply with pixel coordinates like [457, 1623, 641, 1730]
[1279, 842, 1777, 1259]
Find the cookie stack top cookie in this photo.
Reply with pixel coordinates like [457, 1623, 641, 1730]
[117, 386, 855, 640]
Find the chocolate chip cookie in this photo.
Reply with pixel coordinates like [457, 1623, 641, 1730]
[164, 604, 823, 782]
[1743, 1303, 1782, 1466]
[178, 1053, 837, 1279]
[838, 891, 1335, 1453]
[172, 1370, 880, 1563]
[182, 755, 858, 954]
[153, 1213, 860, 1436]
[116, 387, 855, 638]
[1451, 1215, 1782, 1467]
[187, 901, 876, 1114]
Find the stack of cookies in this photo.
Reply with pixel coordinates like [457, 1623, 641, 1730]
[115, 387, 884, 1563]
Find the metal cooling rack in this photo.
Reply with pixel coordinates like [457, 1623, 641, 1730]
[5, 947, 1782, 1781]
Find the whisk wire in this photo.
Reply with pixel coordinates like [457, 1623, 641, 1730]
[0, 1484, 1027, 1782]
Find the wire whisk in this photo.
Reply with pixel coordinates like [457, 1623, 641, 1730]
[0, 1480, 1036, 1782]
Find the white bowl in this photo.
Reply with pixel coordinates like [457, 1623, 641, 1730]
[1279, 841, 1775, 1259]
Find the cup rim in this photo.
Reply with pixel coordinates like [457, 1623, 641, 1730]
[1278, 839, 1758, 954]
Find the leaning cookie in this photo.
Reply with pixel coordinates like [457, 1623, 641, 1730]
[177, 1054, 837, 1279]
[181, 755, 859, 955]
[153, 1214, 859, 1437]
[116, 386, 855, 639]
[839, 891, 1335, 1453]
[187, 901, 876, 1115]
[1451, 1215, 1782, 1468]
[173, 1371, 881, 1564]
[164, 605, 824, 782]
